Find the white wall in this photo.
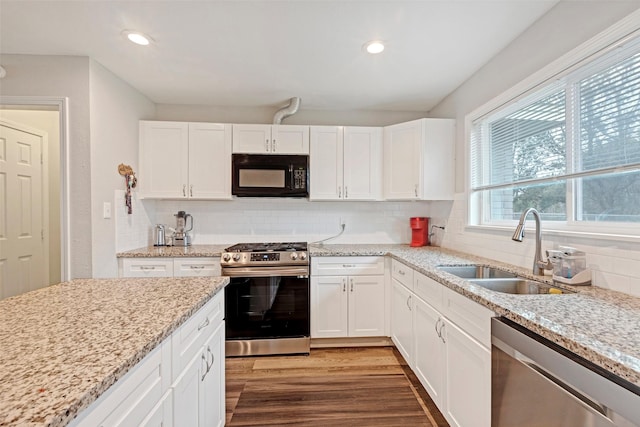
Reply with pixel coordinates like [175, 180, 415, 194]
[429, 2, 640, 297]
[0, 54, 92, 278]
[0, 109, 61, 284]
[155, 104, 426, 126]
[89, 60, 155, 277]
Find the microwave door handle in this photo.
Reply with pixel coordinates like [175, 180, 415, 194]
[289, 165, 294, 190]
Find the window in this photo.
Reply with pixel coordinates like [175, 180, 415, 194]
[470, 37, 640, 229]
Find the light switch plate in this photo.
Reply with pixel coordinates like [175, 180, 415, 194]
[103, 202, 111, 219]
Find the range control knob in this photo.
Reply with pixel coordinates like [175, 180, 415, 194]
[300, 252, 307, 260]
[222, 253, 231, 262]
[232, 253, 241, 261]
[290, 252, 298, 260]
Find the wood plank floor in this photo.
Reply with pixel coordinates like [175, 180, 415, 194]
[225, 346, 449, 426]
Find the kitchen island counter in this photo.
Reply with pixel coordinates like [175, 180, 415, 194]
[310, 244, 640, 390]
[0, 276, 228, 427]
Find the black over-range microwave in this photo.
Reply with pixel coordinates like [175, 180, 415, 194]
[232, 154, 309, 197]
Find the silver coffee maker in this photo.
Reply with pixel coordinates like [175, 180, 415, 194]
[173, 211, 193, 246]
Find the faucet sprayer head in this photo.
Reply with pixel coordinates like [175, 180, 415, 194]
[512, 223, 525, 242]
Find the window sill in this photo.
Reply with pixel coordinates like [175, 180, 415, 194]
[464, 224, 640, 244]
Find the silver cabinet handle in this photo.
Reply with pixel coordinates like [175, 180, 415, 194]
[345, 186, 348, 198]
[414, 184, 418, 198]
[140, 266, 156, 270]
[338, 186, 342, 198]
[183, 184, 186, 197]
[201, 353, 208, 381]
[190, 184, 193, 197]
[265, 139, 270, 151]
[406, 295, 412, 310]
[350, 278, 354, 292]
[435, 318, 441, 336]
[439, 320, 446, 343]
[272, 139, 276, 152]
[342, 278, 346, 292]
[398, 269, 405, 276]
[342, 264, 355, 268]
[197, 317, 210, 331]
[189, 265, 205, 269]
[207, 345, 215, 370]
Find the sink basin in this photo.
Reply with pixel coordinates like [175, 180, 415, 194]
[467, 278, 575, 295]
[437, 265, 517, 279]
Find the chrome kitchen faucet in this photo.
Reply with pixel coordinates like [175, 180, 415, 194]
[512, 208, 553, 276]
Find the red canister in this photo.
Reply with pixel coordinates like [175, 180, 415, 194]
[410, 217, 429, 247]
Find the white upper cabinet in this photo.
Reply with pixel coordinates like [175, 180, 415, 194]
[310, 126, 382, 200]
[139, 121, 232, 199]
[232, 124, 309, 154]
[383, 118, 454, 200]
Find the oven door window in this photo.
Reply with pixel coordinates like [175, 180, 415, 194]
[225, 276, 310, 340]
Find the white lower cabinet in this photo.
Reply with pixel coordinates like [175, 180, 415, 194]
[391, 262, 493, 427]
[119, 257, 220, 278]
[71, 291, 225, 427]
[311, 257, 386, 338]
[442, 318, 491, 427]
[173, 322, 225, 427]
[391, 278, 414, 367]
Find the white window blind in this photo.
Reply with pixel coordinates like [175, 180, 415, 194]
[471, 36, 640, 224]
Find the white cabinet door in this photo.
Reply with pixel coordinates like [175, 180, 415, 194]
[188, 123, 232, 199]
[172, 348, 202, 427]
[343, 126, 382, 200]
[200, 324, 225, 427]
[311, 276, 348, 338]
[348, 275, 385, 337]
[384, 121, 420, 200]
[413, 297, 445, 408]
[139, 390, 173, 427]
[232, 124, 272, 153]
[309, 126, 343, 200]
[391, 278, 414, 367]
[442, 318, 491, 427]
[233, 124, 309, 154]
[139, 121, 189, 198]
[383, 118, 454, 200]
[272, 125, 309, 154]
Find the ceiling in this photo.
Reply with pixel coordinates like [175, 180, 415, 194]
[0, 1, 559, 112]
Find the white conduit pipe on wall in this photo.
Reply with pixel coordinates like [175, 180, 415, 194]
[273, 97, 301, 124]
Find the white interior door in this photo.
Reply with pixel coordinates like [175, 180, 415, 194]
[0, 122, 45, 299]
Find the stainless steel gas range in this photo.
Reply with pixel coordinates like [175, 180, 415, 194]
[221, 242, 310, 357]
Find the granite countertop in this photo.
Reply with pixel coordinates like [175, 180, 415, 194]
[116, 244, 229, 258]
[0, 276, 228, 427]
[310, 243, 640, 389]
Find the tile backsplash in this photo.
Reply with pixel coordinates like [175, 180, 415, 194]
[116, 195, 452, 249]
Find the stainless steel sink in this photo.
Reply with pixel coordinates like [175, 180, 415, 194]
[467, 278, 575, 295]
[436, 265, 574, 295]
[437, 265, 517, 279]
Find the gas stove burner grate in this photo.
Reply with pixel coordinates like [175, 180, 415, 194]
[225, 242, 307, 253]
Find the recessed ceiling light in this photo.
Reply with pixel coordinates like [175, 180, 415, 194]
[364, 41, 385, 54]
[123, 30, 153, 46]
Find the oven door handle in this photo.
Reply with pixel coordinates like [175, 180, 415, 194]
[222, 266, 309, 277]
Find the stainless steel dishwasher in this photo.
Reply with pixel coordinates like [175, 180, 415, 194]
[492, 318, 640, 427]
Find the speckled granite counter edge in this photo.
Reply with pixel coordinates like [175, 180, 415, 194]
[116, 244, 229, 258]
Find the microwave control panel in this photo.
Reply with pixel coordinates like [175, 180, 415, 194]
[293, 168, 306, 189]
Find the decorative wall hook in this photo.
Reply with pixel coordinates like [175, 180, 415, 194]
[118, 164, 137, 214]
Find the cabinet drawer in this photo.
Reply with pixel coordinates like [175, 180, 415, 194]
[413, 270, 443, 311]
[441, 287, 494, 348]
[121, 258, 174, 277]
[173, 257, 220, 277]
[171, 290, 224, 382]
[311, 256, 385, 276]
[391, 259, 413, 290]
